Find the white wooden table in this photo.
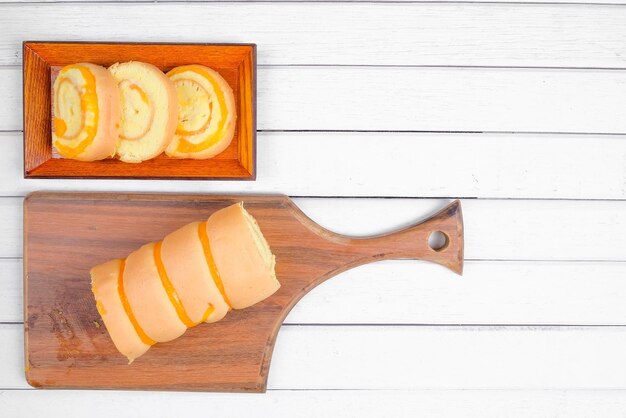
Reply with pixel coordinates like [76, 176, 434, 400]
[2, 1, 626, 416]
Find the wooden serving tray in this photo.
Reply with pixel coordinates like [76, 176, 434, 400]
[24, 192, 463, 392]
[23, 42, 256, 180]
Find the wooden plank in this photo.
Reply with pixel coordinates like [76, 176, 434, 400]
[0, 198, 22, 259]
[1, 4, 626, 67]
[0, 67, 19, 130]
[3, 196, 626, 260]
[6, 258, 626, 325]
[6, 323, 626, 389]
[3, 389, 626, 418]
[3, 132, 626, 200]
[6, 65, 626, 133]
[3, 0, 626, 4]
[0, 258, 21, 323]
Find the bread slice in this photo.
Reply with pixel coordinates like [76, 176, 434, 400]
[160, 221, 230, 324]
[205, 203, 279, 309]
[165, 65, 236, 159]
[109, 61, 178, 163]
[53, 63, 120, 161]
[90, 259, 151, 363]
[123, 242, 187, 342]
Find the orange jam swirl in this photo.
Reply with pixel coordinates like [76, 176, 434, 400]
[198, 222, 232, 308]
[117, 259, 156, 346]
[153, 241, 196, 327]
[129, 83, 150, 105]
[167, 66, 230, 153]
[118, 80, 154, 141]
[200, 304, 215, 322]
[53, 65, 99, 158]
[53, 117, 68, 137]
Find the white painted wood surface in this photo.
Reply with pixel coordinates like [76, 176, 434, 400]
[3, 132, 626, 199]
[4, 390, 626, 418]
[3, 4, 626, 67]
[3, 0, 626, 415]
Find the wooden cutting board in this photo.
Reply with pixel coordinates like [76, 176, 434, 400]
[24, 192, 464, 392]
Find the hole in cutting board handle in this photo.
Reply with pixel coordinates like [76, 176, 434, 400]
[428, 231, 449, 252]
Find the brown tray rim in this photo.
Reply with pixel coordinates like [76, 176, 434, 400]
[22, 41, 257, 181]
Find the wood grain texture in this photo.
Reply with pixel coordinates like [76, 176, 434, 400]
[23, 42, 256, 179]
[23, 192, 463, 391]
[3, 4, 626, 67]
[22, 44, 51, 173]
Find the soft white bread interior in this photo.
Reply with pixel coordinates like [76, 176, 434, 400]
[123, 242, 187, 342]
[90, 259, 150, 363]
[160, 221, 230, 324]
[205, 203, 279, 309]
[53, 63, 120, 161]
[165, 65, 236, 159]
[109, 61, 178, 163]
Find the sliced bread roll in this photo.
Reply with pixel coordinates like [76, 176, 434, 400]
[165, 65, 237, 159]
[205, 203, 280, 309]
[160, 221, 230, 324]
[123, 242, 187, 342]
[90, 259, 151, 363]
[90, 203, 279, 362]
[109, 61, 178, 163]
[53, 63, 120, 161]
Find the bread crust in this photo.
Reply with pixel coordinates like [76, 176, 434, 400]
[205, 203, 280, 309]
[90, 259, 150, 363]
[160, 221, 230, 324]
[123, 242, 187, 342]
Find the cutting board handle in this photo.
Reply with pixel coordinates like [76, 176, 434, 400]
[306, 199, 464, 275]
[366, 199, 463, 274]
[24, 193, 465, 391]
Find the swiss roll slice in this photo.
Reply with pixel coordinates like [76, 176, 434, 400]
[160, 221, 230, 324]
[165, 65, 237, 159]
[109, 61, 178, 163]
[53, 63, 120, 161]
[122, 242, 187, 342]
[90, 259, 151, 363]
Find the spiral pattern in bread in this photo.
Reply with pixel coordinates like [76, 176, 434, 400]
[52, 63, 120, 161]
[165, 65, 237, 159]
[109, 61, 178, 163]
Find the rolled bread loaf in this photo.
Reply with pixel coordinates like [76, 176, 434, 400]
[109, 61, 178, 163]
[90, 203, 279, 363]
[52, 63, 120, 161]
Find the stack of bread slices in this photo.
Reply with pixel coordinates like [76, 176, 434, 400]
[52, 61, 237, 162]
